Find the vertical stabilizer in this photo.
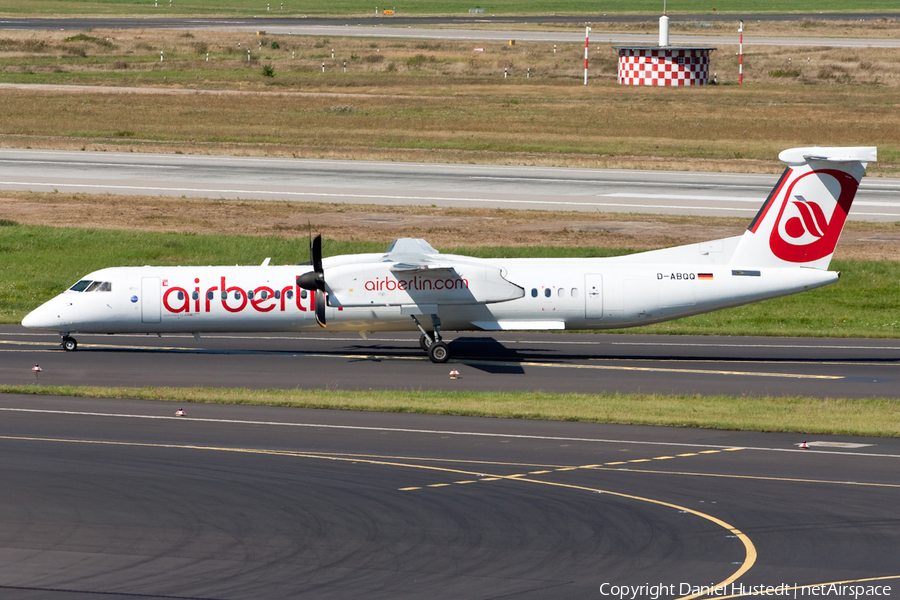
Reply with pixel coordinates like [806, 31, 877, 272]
[730, 146, 876, 270]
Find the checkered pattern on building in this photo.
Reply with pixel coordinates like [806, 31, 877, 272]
[617, 49, 711, 86]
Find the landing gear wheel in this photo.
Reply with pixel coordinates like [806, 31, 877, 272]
[428, 341, 450, 364]
[62, 336, 77, 352]
[419, 333, 434, 351]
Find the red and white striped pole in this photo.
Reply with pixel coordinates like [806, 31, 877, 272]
[738, 20, 743, 84]
[584, 25, 591, 85]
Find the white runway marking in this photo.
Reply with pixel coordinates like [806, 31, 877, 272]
[5, 331, 900, 352]
[0, 406, 894, 458]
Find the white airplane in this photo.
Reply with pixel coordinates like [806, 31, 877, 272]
[22, 146, 875, 363]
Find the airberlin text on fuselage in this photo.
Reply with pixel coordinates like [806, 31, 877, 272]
[162, 276, 313, 315]
[365, 275, 469, 292]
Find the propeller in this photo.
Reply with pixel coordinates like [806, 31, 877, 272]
[296, 234, 327, 327]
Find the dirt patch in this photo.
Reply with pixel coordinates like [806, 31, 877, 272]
[2, 191, 898, 261]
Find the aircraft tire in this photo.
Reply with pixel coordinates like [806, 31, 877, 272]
[62, 337, 77, 352]
[428, 341, 450, 363]
[419, 333, 433, 351]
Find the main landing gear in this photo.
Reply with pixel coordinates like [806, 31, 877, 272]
[61, 334, 77, 352]
[412, 315, 450, 364]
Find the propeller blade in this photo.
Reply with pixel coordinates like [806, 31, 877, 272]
[315, 289, 327, 328]
[299, 232, 327, 327]
[297, 234, 326, 291]
[311, 234, 323, 276]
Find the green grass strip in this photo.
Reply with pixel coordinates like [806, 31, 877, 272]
[3, 385, 898, 438]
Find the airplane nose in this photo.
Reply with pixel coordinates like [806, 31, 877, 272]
[21, 302, 60, 329]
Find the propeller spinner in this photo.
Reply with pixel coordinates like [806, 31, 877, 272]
[296, 234, 327, 327]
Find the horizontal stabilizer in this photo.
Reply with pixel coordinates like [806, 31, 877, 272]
[779, 146, 877, 166]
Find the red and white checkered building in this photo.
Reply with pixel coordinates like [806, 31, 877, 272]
[613, 46, 715, 86]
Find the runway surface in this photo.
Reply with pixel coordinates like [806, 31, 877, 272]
[3, 149, 900, 221]
[0, 393, 898, 599]
[2, 326, 899, 399]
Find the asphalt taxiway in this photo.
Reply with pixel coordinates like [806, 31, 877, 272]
[2, 326, 899, 399]
[0, 394, 897, 599]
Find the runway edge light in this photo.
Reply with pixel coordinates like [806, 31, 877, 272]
[799, 441, 809, 449]
[175, 408, 186, 417]
[449, 370, 459, 379]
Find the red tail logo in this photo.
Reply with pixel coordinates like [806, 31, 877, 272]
[769, 169, 858, 263]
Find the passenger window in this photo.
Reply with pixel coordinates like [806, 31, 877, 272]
[286, 290, 294, 299]
[300, 290, 308, 299]
[558, 288, 565, 298]
[221, 291, 227, 300]
[234, 291, 242, 300]
[544, 288, 551, 298]
[177, 291, 184, 301]
[69, 280, 92, 292]
[207, 291, 214, 300]
[531, 288, 538, 298]
[260, 290, 268, 300]
[274, 290, 281, 300]
[571, 288, 579, 298]
[247, 290, 255, 299]
[191, 291, 199, 301]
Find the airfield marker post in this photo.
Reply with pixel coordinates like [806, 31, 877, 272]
[739, 20, 743, 84]
[584, 26, 591, 85]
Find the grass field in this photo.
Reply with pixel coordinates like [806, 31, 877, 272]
[3, 0, 900, 17]
[3, 385, 898, 437]
[1, 29, 900, 172]
[3, 221, 899, 337]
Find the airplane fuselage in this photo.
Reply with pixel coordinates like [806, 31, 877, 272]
[24, 245, 837, 337]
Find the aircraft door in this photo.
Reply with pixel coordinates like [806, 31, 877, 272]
[141, 277, 161, 323]
[585, 274, 603, 319]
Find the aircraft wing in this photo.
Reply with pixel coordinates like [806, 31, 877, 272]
[390, 263, 456, 275]
[327, 262, 523, 307]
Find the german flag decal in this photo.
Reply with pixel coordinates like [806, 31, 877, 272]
[698, 273, 714, 280]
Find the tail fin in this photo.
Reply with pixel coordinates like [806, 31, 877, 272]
[730, 146, 876, 270]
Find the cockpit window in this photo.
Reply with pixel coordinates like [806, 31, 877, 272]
[85, 281, 112, 292]
[69, 280, 92, 292]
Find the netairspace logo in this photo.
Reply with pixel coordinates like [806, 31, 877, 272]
[598, 582, 892, 599]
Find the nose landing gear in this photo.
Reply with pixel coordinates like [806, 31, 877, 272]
[61, 335, 77, 352]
